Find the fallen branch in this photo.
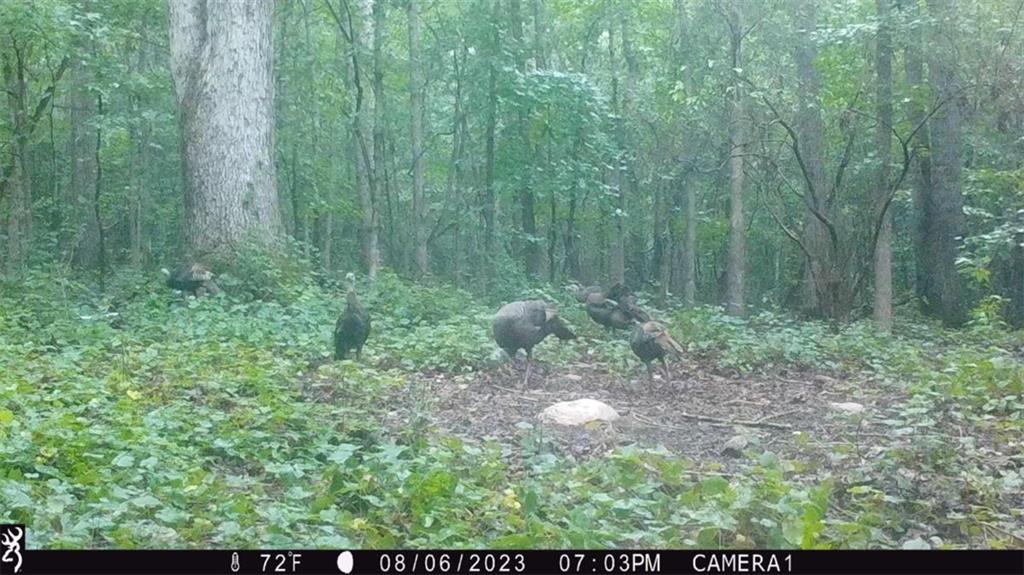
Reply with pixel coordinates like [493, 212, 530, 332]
[755, 408, 801, 424]
[979, 522, 1024, 544]
[634, 411, 792, 431]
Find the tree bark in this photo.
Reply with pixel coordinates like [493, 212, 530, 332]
[903, 0, 936, 311]
[129, 21, 152, 269]
[923, 0, 966, 326]
[683, 170, 697, 307]
[873, 0, 894, 330]
[482, 0, 498, 254]
[68, 58, 101, 269]
[792, 0, 832, 318]
[372, 0, 388, 270]
[608, 16, 626, 285]
[1009, 230, 1024, 328]
[725, 0, 746, 316]
[408, 0, 428, 276]
[168, 0, 283, 257]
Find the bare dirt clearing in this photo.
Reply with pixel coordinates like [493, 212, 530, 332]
[379, 358, 898, 474]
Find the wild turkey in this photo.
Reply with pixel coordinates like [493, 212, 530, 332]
[630, 320, 685, 381]
[163, 263, 219, 297]
[579, 283, 650, 330]
[574, 284, 604, 303]
[492, 300, 576, 386]
[334, 273, 371, 360]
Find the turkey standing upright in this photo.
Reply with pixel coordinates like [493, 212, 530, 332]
[334, 273, 371, 360]
[492, 300, 576, 386]
[630, 320, 684, 381]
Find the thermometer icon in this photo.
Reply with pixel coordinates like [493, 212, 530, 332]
[231, 552, 240, 573]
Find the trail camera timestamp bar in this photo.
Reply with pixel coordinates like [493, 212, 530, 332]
[1, 523, 1021, 575]
[5, 549, 1024, 574]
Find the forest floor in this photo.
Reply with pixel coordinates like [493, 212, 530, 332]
[388, 360, 874, 471]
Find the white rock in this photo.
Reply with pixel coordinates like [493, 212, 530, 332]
[829, 401, 866, 414]
[563, 374, 584, 382]
[539, 399, 620, 426]
[721, 435, 749, 457]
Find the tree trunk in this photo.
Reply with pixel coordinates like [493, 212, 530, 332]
[482, 0, 498, 254]
[873, 0, 894, 330]
[792, 0, 832, 318]
[129, 22, 152, 269]
[683, 171, 697, 307]
[168, 0, 282, 257]
[923, 0, 966, 326]
[675, 0, 697, 307]
[329, 0, 381, 277]
[563, 130, 583, 282]
[2, 47, 32, 276]
[68, 59, 101, 268]
[372, 0, 388, 270]
[608, 17, 626, 285]
[1009, 231, 1024, 328]
[408, 0, 428, 276]
[903, 0, 936, 311]
[725, 0, 746, 316]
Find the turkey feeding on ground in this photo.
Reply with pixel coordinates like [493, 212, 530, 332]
[334, 273, 371, 360]
[163, 263, 219, 297]
[630, 320, 685, 381]
[578, 282, 650, 330]
[492, 300, 576, 386]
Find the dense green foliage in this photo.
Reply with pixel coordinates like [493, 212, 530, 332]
[2, 268, 1020, 548]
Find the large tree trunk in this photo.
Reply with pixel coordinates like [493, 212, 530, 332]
[168, 0, 282, 257]
[922, 0, 966, 326]
[724, 0, 746, 316]
[873, 0, 894, 330]
[408, 0, 428, 276]
[792, 0, 833, 318]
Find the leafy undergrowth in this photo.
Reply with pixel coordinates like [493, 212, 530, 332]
[1, 268, 1021, 548]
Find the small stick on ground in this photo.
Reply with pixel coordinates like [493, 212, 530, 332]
[634, 411, 792, 431]
[754, 408, 802, 424]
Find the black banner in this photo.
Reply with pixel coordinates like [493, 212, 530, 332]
[1, 549, 1021, 575]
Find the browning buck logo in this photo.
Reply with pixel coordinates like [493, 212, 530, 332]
[0, 525, 24, 574]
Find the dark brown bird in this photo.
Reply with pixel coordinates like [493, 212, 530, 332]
[578, 283, 650, 330]
[630, 320, 685, 381]
[334, 273, 371, 360]
[163, 263, 219, 297]
[492, 300, 576, 386]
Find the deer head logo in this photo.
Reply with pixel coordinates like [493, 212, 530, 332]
[1, 526, 23, 573]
